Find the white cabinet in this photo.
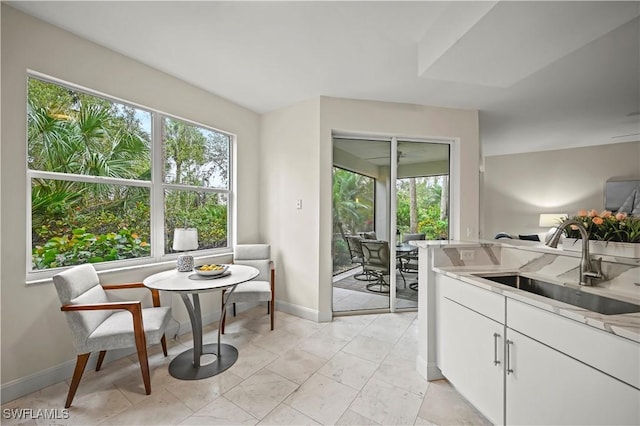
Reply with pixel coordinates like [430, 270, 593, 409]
[436, 273, 640, 425]
[505, 328, 640, 425]
[440, 297, 504, 425]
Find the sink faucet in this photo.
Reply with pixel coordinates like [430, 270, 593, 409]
[546, 219, 604, 286]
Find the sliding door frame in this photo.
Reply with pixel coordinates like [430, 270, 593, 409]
[332, 131, 457, 314]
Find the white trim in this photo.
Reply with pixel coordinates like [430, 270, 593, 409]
[152, 111, 165, 260]
[390, 136, 398, 313]
[331, 130, 455, 315]
[449, 138, 461, 240]
[28, 170, 152, 188]
[26, 251, 233, 285]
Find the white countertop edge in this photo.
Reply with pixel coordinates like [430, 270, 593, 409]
[433, 266, 640, 344]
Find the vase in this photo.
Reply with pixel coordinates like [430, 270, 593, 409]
[562, 238, 640, 258]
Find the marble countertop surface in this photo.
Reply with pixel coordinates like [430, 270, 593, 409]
[434, 264, 640, 344]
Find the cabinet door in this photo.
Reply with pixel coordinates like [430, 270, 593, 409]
[506, 328, 640, 425]
[439, 297, 504, 425]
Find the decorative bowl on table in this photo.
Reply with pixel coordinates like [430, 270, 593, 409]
[194, 264, 229, 276]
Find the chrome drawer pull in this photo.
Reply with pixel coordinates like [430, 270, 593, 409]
[506, 339, 514, 375]
[493, 332, 501, 366]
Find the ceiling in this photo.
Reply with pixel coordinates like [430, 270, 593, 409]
[7, 1, 640, 157]
[334, 138, 450, 167]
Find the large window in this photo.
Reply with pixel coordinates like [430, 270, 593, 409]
[163, 117, 230, 252]
[27, 75, 232, 273]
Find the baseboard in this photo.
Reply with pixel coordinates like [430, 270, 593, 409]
[416, 355, 444, 382]
[416, 354, 429, 380]
[275, 300, 327, 322]
[427, 364, 444, 381]
[0, 314, 214, 405]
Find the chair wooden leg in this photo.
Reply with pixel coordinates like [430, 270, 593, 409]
[134, 335, 151, 395]
[160, 334, 168, 357]
[96, 350, 107, 371]
[65, 353, 90, 408]
[270, 298, 275, 331]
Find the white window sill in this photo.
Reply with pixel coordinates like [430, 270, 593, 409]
[26, 250, 233, 285]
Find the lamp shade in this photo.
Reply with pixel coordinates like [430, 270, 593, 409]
[173, 228, 198, 251]
[539, 213, 566, 227]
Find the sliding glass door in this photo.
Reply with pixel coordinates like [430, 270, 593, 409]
[332, 135, 450, 314]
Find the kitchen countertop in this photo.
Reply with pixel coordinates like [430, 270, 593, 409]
[433, 264, 640, 344]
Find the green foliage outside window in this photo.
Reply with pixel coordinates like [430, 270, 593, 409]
[397, 177, 449, 240]
[29, 78, 152, 270]
[28, 77, 231, 271]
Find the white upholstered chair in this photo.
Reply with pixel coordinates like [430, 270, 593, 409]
[53, 264, 171, 408]
[221, 244, 275, 333]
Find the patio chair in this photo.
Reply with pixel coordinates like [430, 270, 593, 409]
[53, 264, 171, 408]
[361, 240, 391, 293]
[358, 231, 377, 240]
[345, 235, 375, 281]
[400, 233, 424, 276]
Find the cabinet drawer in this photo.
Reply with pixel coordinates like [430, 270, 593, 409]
[507, 298, 640, 389]
[438, 274, 505, 324]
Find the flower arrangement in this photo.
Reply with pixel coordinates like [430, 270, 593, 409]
[563, 210, 640, 243]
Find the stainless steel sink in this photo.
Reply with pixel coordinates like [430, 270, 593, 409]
[473, 273, 640, 315]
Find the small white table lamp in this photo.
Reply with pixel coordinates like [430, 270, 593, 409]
[539, 213, 566, 228]
[539, 213, 566, 244]
[173, 228, 198, 272]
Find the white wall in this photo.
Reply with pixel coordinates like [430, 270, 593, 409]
[1, 5, 260, 396]
[482, 141, 640, 239]
[259, 98, 322, 320]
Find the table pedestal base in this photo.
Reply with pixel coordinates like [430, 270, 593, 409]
[169, 343, 238, 380]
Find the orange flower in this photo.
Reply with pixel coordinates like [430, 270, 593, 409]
[131, 233, 139, 239]
[588, 209, 599, 217]
[615, 212, 627, 221]
[600, 210, 612, 218]
[140, 242, 149, 247]
[592, 217, 604, 225]
[577, 209, 588, 217]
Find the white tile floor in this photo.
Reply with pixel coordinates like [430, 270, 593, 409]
[2, 306, 490, 425]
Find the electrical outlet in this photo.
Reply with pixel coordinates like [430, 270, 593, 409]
[460, 250, 475, 261]
[296, 199, 302, 210]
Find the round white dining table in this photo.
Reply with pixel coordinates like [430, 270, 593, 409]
[143, 264, 259, 380]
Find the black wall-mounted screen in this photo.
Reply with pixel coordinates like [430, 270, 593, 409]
[605, 179, 640, 212]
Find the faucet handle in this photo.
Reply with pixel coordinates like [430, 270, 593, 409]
[585, 257, 604, 280]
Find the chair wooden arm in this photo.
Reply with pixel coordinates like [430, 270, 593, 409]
[61, 300, 142, 315]
[101, 282, 162, 308]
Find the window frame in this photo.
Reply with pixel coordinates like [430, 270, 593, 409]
[26, 72, 235, 281]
